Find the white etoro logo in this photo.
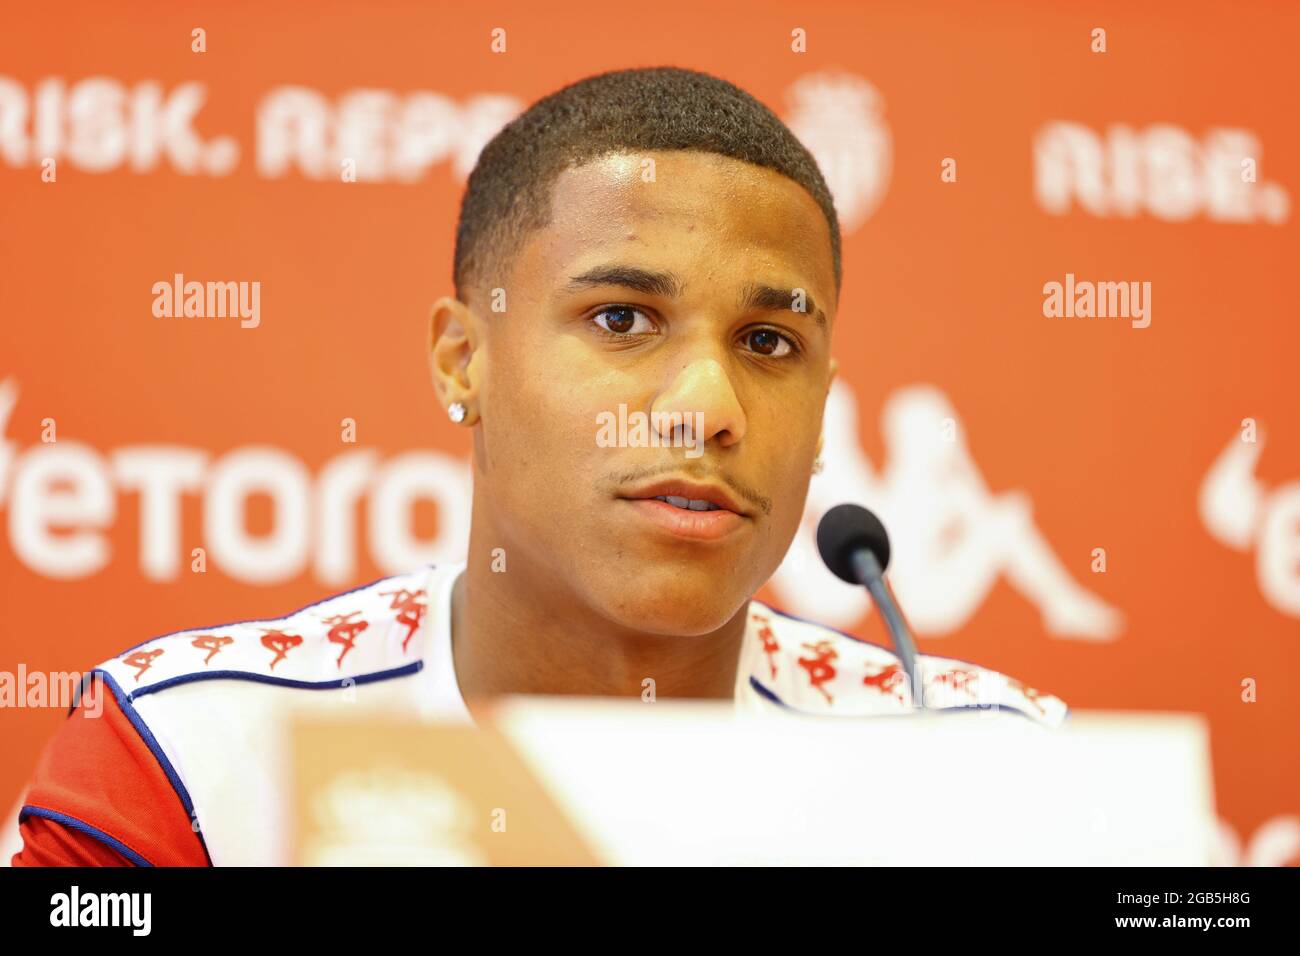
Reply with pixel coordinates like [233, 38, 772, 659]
[1199, 423, 1300, 618]
[0, 378, 470, 585]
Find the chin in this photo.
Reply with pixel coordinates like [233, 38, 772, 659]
[591, 561, 754, 637]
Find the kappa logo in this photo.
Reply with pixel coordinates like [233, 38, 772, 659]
[932, 667, 980, 701]
[259, 628, 303, 670]
[752, 612, 781, 680]
[380, 588, 426, 652]
[122, 648, 163, 682]
[862, 661, 906, 703]
[797, 640, 839, 703]
[191, 634, 234, 664]
[771, 380, 1124, 641]
[322, 610, 370, 667]
[1005, 676, 1049, 717]
[784, 72, 891, 235]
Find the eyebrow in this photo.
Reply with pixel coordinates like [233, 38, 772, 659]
[564, 265, 826, 331]
[739, 282, 826, 331]
[565, 265, 683, 299]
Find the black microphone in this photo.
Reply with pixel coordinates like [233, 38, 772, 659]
[816, 503, 925, 710]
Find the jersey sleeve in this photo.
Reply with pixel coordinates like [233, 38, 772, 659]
[11, 814, 136, 866]
[10, 674, 210, 867]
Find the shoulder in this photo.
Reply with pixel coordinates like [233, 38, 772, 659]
[95, 564, 448, 703]
[745, 600, 1069, 728]
[15, 563, 459, 866]
[15, 670, 210, 865]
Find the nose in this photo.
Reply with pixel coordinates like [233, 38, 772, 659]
[650, 357, 747, 449]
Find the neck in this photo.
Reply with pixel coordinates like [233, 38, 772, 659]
[451, 508, 751, 710]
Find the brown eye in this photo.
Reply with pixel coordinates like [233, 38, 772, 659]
[744, 328, 793, 357]
[593, 306, 653, 335]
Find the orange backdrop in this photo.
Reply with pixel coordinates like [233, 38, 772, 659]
[1, 0, 1296, 864]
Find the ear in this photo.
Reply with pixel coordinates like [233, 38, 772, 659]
[428, 296, 484, 424]
[817, 357, 838, 458]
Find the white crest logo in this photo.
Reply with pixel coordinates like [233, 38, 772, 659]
[784, 73, 892, 234]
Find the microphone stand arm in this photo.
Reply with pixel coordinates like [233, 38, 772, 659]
[851, 549, 926, 710]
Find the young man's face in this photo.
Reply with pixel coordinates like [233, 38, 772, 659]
[449, 149, 837, 635]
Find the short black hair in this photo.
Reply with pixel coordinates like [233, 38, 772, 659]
[453, 66, 842, 305]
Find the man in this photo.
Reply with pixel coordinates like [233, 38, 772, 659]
[11, 67, 1065, 866]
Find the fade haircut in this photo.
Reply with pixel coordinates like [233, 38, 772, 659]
[452, 66, 842, 305]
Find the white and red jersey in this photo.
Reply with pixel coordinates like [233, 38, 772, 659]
[10, 560, 1067, 866]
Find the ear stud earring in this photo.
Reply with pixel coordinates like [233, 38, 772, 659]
[448, 402, 467, 423]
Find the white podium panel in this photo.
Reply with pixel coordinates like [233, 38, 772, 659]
[489, 701, 1216, 866]
[283, 700, 1215, 866]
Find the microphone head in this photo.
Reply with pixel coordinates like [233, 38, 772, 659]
[816, 503, 892, 583]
